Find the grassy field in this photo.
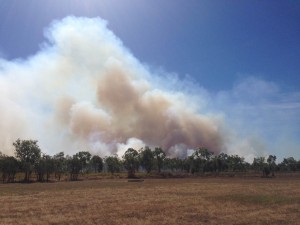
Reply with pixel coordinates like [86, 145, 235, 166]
[0, 176, 299, 225]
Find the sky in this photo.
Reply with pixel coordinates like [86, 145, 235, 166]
[0, 0, 299, 161]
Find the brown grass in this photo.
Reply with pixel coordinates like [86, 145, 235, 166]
[0, 176, 299, 225]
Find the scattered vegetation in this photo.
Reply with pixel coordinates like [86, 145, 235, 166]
[1, 139, 300, 183]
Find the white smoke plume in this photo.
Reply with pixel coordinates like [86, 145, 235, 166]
[0, 16, 240, 157]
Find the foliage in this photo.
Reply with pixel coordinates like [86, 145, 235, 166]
[35, 154, 54, 182]
[0, 155, 19, 183]
[227, 155, 247, 172]
[53, 152, 67, 181]
[123, 148, 140, 178]
[139, 146, 154, 173]
[164, 157, 184, 172]
[67, 154, 82, 181]
[75, 151, 92, 173]
[0, 138, 300, 184]
[278, 157, 298, 172]
[105, 155, 121, 174]
[252, 157, 266, 172]
[153, 147, 166, 173]
[13, 139, 41, 182]
[91, 155, 103, 173]
[267, 155, 276, 176]
[190, 147, 214, 173]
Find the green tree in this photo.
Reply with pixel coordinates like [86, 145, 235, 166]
[182, 157, 193, 173]
[267, 155, 276, 176]
[227, 155, 246, 172]
[164, 157, 183, 172]
[0, 155, 19, 183]
[140, 146, 154, 173]
[216, 153, 229, 172]
[252, 157, 266, 173]
[105, 156, 121, 174]
[297, 160, 300, 171]
[0, 152, 4, 174]
[75, 151, 92, 173]
[190, 147, 214, 173]
[91, 155, 103, 173]
[13, 139, 41, 182]
[67, 155, 82, 181]
[53, 152, 66, 181]
[279, 157, 297, 171]
[35, 154, 54, 182]
[153, 147, 166, 173]
[195, 147, 214, 161]
[123, 148, 140, 178]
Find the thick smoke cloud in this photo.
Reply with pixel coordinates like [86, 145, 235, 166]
[0, 17, 226, 157]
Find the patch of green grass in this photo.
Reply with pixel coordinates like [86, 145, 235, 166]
[213, 194, 300, 205]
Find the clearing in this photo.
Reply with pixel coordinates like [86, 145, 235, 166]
[0, 176, 299, 225]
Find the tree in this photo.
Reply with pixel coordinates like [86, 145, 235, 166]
[35, 154, 54, 182]
[67, 155, 82, 181]
[252, 157, 266, 173]
[297, 160, 300, 171]
[53, 152, 66, 181]
[190, 147, 214, 173]
[75, 151, 92, 173]
[164, 157, 184, 172]
[227, 155, 246, 172]
[0, 152, 4, 176]
[153, 147, 166, 173]
[123, 148, 140, 178]
[267, 155, 276, 176]
[13, 139, 41, 182]
[91, 155, 103, 173]
[195, 147, 214, 161]
[0, 155, 19, 183]
[139, 146, 154, 173]
[216, 153, 229, 172]
[105, 156, 121, 174]
[279, 157, 297, 171]
[182, 157, 193, 173]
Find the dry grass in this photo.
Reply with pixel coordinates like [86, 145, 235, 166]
[0, 176, 299, 225]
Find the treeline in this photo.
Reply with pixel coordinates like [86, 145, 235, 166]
[1, 139, 300, 183]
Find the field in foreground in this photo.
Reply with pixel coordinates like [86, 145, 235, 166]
[0, 176, 299, 225]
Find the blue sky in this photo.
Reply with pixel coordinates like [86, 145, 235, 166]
[1, 0, 299, 91]
[0, 0, 299, 160]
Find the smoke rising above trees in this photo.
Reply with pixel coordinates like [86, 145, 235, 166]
[0, 16, 226, 158]
[1, 16, 298, 160]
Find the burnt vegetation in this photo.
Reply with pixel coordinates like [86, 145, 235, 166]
[0, 139, 300, 183]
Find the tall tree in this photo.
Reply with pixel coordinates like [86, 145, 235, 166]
[91, 155, 103, 173]
[267, 155, 277, 176]
[105, 156, 121, 174]
[123, 148, 140, 178]
[35, 154, 54, 182]
[13, 139, 41, 182]
[227, 155, 246, 172]
[216, 153, 229, 172]
[140, 146, 154, 173]
[0, 155, 19, 183]
[75, 151, 92, 173]
[53, 152, 66, 181]
[190, 147, 214, 173]
[67, 155, 82, 181]
[279, 157, 297, 171]
[153, 147, 166, 173]
[252, 157, 266, 172]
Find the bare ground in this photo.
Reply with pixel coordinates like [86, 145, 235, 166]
[0, 176, 299, 225]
